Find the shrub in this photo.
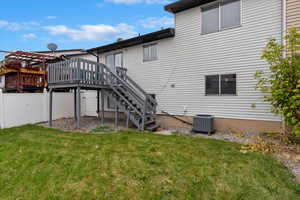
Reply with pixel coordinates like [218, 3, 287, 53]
[255, 28, 300, 136]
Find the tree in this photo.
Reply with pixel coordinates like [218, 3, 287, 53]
[255, 28, 300, 136]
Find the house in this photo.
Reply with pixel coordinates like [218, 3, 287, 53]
[48, 0, 299, 133]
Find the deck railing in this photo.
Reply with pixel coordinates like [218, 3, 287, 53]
[48, 58, 104, 85]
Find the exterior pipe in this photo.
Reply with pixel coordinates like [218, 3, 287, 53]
[282, 0, 287, 56]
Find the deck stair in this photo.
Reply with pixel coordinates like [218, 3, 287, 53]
[48, 58, 158, 131]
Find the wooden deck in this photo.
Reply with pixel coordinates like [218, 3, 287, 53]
[48, 58, 158, 131]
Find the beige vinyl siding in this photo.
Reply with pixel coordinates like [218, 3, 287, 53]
[91, 0, 282, 122]
[287, 0, 300, 28]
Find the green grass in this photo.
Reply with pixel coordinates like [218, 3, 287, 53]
[0, 125, 299, 200]
[91, 125, 114, 133]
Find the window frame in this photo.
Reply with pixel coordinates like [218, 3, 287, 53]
[205, 73, 237, 96]
[143, 43, 158, 62]
[201, 0, 242, 35]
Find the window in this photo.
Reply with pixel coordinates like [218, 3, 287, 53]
[205, 74, 236, 95]
[205, 75, 220, 95]
[105, 52, 123, 72]
[143, 43, 158, 62]
[221, 74, 236, 95]
[201, 0, 241, 34]
[202, 4, 220, 34]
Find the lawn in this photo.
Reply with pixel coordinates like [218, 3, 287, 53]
[0, 125, 299, 200]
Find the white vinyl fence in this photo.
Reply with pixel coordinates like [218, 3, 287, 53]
[0, 89, 114, 129]
[0, 89, 77, 129]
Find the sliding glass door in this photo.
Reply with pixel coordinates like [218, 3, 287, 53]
[105, 52, 123, 72]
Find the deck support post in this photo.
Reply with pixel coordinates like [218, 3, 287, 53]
[101, 89, 105, 125]
[115, 105, 119, 129]
[126, 110, 130, 128]
[76, 87, 81, 129]
[141, 97, 147, 131]
[74, 88, 77, 121]
[49, 88, 53, 127]
[97, 90, 100, 118]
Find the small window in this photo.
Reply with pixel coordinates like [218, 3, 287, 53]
[201, 0, 241, 34]
[202, 3, 220, 34]
[205, 75, 220, 95]
[205, 74, 237, 95]
[143, 43, 158, 62]
[221, 74, 236, 95]
[221, 0, 241, 30]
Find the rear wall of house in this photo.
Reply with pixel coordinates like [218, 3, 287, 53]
[94, 0, 283, 127]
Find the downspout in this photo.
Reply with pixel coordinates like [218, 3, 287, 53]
[282, 0, 287, 51]
[282, 0, 287, 132]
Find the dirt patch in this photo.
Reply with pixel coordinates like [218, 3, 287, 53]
[38, 116, 131, 132]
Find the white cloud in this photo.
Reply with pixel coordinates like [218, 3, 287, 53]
[139, 16, 174, 29]
[0, 20, 39, 31]
[0, 20, 9, 27]
[45, 23, 137, 41]
[46, 16, 57, 20]
[22, 33, 37, 39]
[106, 0, 172, 4]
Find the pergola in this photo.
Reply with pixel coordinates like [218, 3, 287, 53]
[5, 51, 59, 67]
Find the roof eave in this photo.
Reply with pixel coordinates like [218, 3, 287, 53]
[87, 28, 175, 54]
[164, 0, 216, 14]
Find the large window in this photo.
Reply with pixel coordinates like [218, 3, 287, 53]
[205, 74, 236, 95]
[143, 43, 158, 62]
[202, 0, 241, 34]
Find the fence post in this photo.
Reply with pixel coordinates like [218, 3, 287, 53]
[43, 88, 48, 122]
[0, 89, 5, 129]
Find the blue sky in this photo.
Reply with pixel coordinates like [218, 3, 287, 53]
[0, 0, 175, 57]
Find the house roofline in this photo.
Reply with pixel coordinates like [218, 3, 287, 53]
[87, 28, 175, 54]
[165, 0, 216, 13]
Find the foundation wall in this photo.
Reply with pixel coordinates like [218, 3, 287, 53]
[156, 115, 282, 134]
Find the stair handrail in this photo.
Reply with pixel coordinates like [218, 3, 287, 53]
[122, 74, 157, 107]
[97, 62, 146, 115]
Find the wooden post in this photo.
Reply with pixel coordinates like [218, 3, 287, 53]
[74, 88, 77, 120]
[101, 89, 105, 125]
[115, 105, 119, 129]
[97, 90, 100, 118]
[126, 110, 130, 128]
[141, 97, 147, 131]
[76, 87, 81, 129]
[49, 89, 53, 127]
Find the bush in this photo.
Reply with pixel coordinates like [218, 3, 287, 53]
[255, 28, 300, 136]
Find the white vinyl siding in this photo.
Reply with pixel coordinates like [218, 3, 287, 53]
[91, 0, 282, 122]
